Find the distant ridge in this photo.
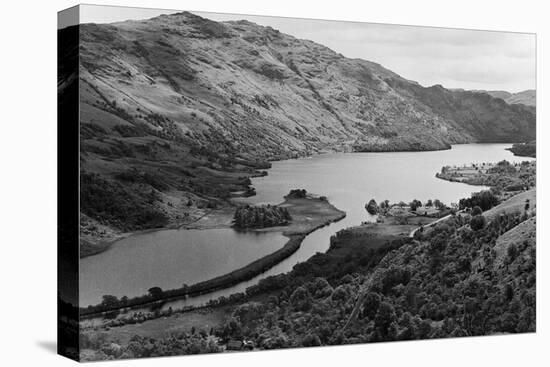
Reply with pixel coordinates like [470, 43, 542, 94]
[469, 89, 536, 107]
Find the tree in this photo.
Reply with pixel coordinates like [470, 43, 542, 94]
[290, 286, 312, 311]
[409, 199, 422, 211]
[470, 215, 486, 231]
[426, 199, 433, 207]
[471, 206, 483, 216]
[525, 199, 530, 212]
[459, 190, 498, 211]
[433, 199, 442, 208]
[285, 189, 307, 199]
[101, 295, 119, 307]
[374, 302, 397, 338]
[361, 292, 381, 320]
[365, 199, 379, 215]
[148, 287, 163, 299]
[504, 283, 514, 301]
[507, 244, 519, 262]
[221, 317, 242, 341]
[517, 307, 535, 332]
[301, 333, 321, 347]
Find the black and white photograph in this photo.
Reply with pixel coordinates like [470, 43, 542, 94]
[54, 3, 540, 362]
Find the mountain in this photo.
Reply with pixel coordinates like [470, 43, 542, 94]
[74, 12, 535, 154]
[472, 89, 536, 107]
[58, 12, 536, 234]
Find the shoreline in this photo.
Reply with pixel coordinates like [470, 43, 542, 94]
[80, 195, 346, 318]
[435, 159, 536, 192]
[506, 147, 536, 158]
[80, 142, 516, 258]
[80, 218, 207, 259]
[80, 206, 234, 259]
[80, 142, 524, 313]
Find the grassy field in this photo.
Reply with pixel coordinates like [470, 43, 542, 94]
[328, 219, 422, 259]
[82, 308, 229, 346]
[493, 216, 536, 268]
[484, 189, 536, 222]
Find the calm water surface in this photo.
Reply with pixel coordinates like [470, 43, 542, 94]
[80, 229, 286, 306]
[80, 144, 534, 308]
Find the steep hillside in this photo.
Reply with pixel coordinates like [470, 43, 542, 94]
[386, 82, 536, 143]
[484, 189, 535, 222]
[77, 12, 535, 156]
[80, 191, 536, 359]
[228, 192, 536, 345]
[60, 12, 536, 236]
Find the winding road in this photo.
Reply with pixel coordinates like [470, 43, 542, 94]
[409, 210, 464, 238]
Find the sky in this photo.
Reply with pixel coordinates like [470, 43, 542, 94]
[66, 4, 536, 93]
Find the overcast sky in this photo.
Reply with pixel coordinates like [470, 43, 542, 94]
[72, 4, 536, 92]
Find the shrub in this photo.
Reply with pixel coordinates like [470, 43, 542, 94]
[459, 190, 498, 211]
[470, 215, 486, 231]
[80, 172, 169, 231]
[365, 199, 379, 215]
[471, 206, 483, 216]
[290, 286, 312, 311]
[507, 244, 519, 262]
[301, 333, 322, 347]
[410, 199, 422, 211]
[285, 189, 307, 199]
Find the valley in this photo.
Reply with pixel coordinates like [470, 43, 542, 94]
[58, 12, 536, 255]
[56, 9, 537, 360]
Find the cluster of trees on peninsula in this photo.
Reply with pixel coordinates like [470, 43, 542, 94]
[438, 160, 535, 192]
[233, 204, 292, 229]
[285, 189, 308, 199]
